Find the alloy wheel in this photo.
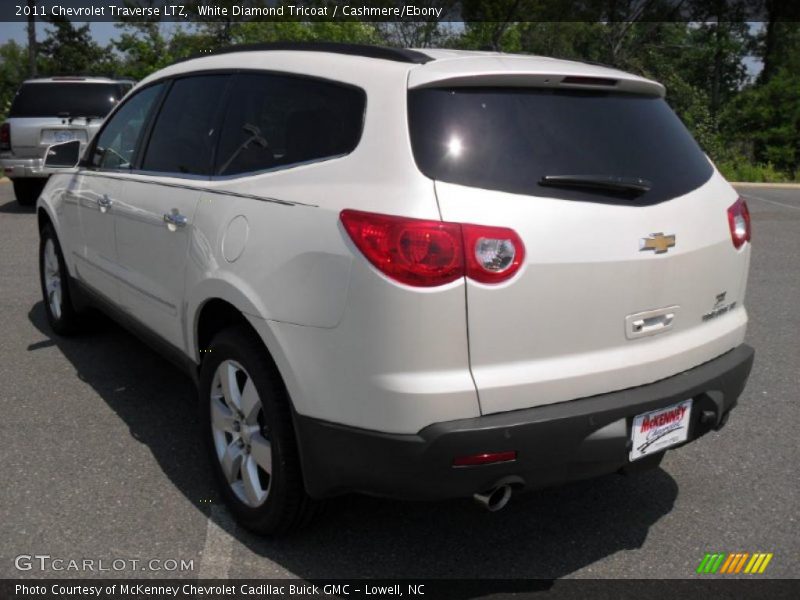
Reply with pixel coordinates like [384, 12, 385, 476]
[43, 238, 63, 321]
[210, 360, 273, 507]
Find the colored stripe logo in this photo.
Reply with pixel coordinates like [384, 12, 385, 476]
[696, 552, 773, 574]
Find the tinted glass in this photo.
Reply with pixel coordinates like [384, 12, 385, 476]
[408, 88, 713, 204]
[9, 82, 126, 118]
[91, 83, 164, 170]
[216, 73, 365, 176]
[142, 76, 229, 175]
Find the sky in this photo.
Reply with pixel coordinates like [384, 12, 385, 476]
[0, 21, 177, 46]
[0, 20, 764, 79]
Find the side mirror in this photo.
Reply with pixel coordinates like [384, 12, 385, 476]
[44, 140, 81, 169]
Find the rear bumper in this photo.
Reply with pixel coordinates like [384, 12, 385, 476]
[0, 156, 46, 178]
[295, 344, 754, 500]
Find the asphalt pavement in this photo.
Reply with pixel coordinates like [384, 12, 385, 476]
[0, 182, 797, 580]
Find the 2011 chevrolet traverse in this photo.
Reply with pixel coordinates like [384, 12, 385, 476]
[36, 43, 754, 534]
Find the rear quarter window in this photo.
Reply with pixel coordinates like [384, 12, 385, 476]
[408, 87, 714, 204]
[215, 73, 366, 176]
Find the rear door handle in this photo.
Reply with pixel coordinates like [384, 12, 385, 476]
[163, 209, 188, 230]
[625, 306, 679, 339]
[631, 313, 674, 334]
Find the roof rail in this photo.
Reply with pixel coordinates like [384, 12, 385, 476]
[25, 75, 130, 82]
[179, 42, 434, 65]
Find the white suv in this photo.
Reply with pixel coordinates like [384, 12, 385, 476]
[37, 43, 754, 534]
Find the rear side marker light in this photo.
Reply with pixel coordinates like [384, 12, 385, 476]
[340, 209, 525, 287]
[727, 197, 751, 249]
[0, 123, 10, 152]
[453, 451, 517, 467]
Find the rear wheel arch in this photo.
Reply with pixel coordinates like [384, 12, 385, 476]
[194, 299, 288, 392]
[195, 298, 258, 361]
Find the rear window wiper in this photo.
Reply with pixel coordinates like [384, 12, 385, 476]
[539, 175, 652, 194]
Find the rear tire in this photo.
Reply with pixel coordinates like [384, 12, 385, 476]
[200, 326, 317, 535]
[13, 178, 46, 206]
[39, 224, 83, 336]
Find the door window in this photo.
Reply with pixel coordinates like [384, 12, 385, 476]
[91, 83, 164, 170]
[141, 75, 230, 176]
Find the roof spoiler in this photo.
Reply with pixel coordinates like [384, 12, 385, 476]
[408, 58, 665, 97]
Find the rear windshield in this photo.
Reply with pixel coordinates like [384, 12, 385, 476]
[408, 88, 713, 204]
[9, 82, 126, 118]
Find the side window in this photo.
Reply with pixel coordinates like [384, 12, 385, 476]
[141, 75, 229, 176]
[91, 83, 164, 170]
[216, 73, 366, 176]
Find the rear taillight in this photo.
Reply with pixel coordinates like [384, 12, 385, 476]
[340, 210, 464, 287]
[0, 123, 10, 152]
[340, 210, 525, 287]
[727, 198, 751, 250]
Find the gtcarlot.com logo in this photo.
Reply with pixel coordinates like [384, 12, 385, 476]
[696, 552, 773, 574]
[14, 554, 194, 572]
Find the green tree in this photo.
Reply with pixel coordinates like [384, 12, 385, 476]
[113, 21, 171, 81]
[0, 40, 29, 119]
[26, 0, 37, 77]
[722, 68, 800, 178]
[758, 1, 800, 83]
[516, 22, 606, 63]
[682, 0, 752, 118]
[378, 21, 450, 48]
[38, 17, 116, 76]
[232, 21, 381, 45]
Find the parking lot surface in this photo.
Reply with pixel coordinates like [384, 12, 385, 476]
[0, 182, 797, 579]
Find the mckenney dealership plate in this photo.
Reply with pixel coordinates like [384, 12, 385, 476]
[630, 399, 692, 461]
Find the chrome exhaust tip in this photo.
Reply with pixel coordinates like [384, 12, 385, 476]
[474, 484, 512, 512]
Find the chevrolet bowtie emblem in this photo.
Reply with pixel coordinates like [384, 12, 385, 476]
[640, 232, 676, 254]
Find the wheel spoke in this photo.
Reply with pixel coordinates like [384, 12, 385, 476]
[49, 286, 61, 319]
[250, 433, 272, 474]
[240, 455, 265, 505]
[210, 397, 235, 433]
[219, 362, 242, 411]
[44, 245, 56, 274]
[240, 378, 261, 424]
[220, 440, 244, 483]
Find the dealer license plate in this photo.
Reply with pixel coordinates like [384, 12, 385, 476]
[630, 399, 692, 461]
